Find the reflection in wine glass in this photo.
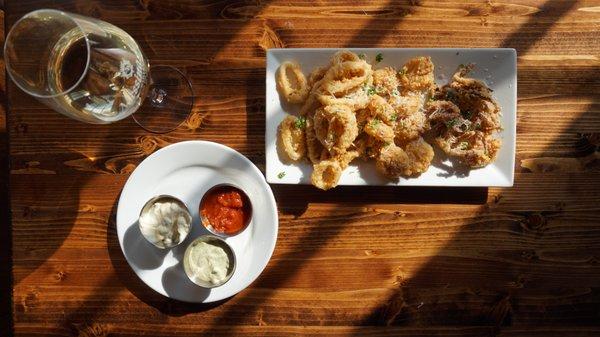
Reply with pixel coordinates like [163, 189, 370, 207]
[4, 9, 193, 133]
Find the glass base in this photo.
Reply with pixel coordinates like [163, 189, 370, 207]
[132, 65, 194, 133]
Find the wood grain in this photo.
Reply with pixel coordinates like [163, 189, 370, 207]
[5, 0, 600, 336]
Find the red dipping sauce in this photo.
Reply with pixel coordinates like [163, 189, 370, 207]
[200, 185, 252, 235]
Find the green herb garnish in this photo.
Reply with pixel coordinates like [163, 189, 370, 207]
[366, 86, 376, 96]
[391, 89, 400, 96]
[390, 113, 398, 122]
[358, 53, 366, 60]
[445, 118, 459, 128]
[294, 116, 307, 129]
[375, 53, 383, 62]
[277, 171, 286, 179]
[459, 141, 469, 150]
[370, 118, 380, 127]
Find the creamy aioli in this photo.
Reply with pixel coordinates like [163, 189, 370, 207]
[139, 200, 191, 248]
[187, 241, 231, 285]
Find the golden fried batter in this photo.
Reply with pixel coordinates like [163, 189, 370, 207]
[390, 93, 429, 142]
[395, 110, 429, 143]
[428, 66, 502, 168]
[320, 60, 372, 97]
[276, 61, 309, 104]
[375, 138, 434, 178]
[308, 66, 328, 88]
[398, 56, 435, 93]
[313, 104, 359, 155]
[435, 130, 500, 168]
[375, 145, 409, 179]
[275, 50, 503, 188]
[330, 50, 360, 65]
[403, 137, 435, 176]
[305, 116, 326, 164]
[367, 95, 397, 125]
[278, 115, 306, 161]
[372, 67, 400, 95]
[364, 118, 395, 143]
[311, 159, 343, 190]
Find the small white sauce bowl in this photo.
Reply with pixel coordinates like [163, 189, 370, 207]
[138, 195, 192, 249]
[183, 235, 237, 288]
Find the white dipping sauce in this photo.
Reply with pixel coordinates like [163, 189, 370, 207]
[139, 200, 191, 248]
[187, 241, 230, 285]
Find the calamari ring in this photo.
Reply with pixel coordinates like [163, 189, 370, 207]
[330, 50, 360, 65]
[276, 61, 309, 104]
[321, 60, 372, 97]
[278, 115, 306, 161]
[317, 85, 371, 111]
[313, 104, 359, 155]
[398, 56, 435, 93]
[435, 130, 501, 168]
[311, 159, 343, 190]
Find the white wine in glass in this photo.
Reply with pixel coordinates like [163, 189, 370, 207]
[5, 9, 193, 133]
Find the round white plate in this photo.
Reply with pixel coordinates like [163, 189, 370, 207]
[116, 141, 278, 303]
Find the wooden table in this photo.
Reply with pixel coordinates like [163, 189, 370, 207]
[3, 1, 600, 336]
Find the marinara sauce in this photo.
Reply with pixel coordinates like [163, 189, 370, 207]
[200, 185, 252, 235]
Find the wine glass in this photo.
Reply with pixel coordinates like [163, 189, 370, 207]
[4, 9, 193, 133]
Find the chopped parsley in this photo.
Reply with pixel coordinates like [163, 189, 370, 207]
[370, 118, 381, 127]
[459, 141, 469, 150]
[294, 116, 307, 129]
[391, 89, 400, 96]
[277, 171, 286, 179]
[445, 118, 459, 128]
[366, 86, 377, 96]
[358, 53, 366, 60]
[390, 113, 398, 122]
[375, 53, 383, 62]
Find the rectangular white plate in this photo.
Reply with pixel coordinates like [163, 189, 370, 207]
[265, 48, 516, 187]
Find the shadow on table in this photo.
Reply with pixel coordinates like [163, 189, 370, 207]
[274, 185, 488, 217]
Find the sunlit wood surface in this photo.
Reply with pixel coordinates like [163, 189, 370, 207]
[4, 1, 600, 336]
